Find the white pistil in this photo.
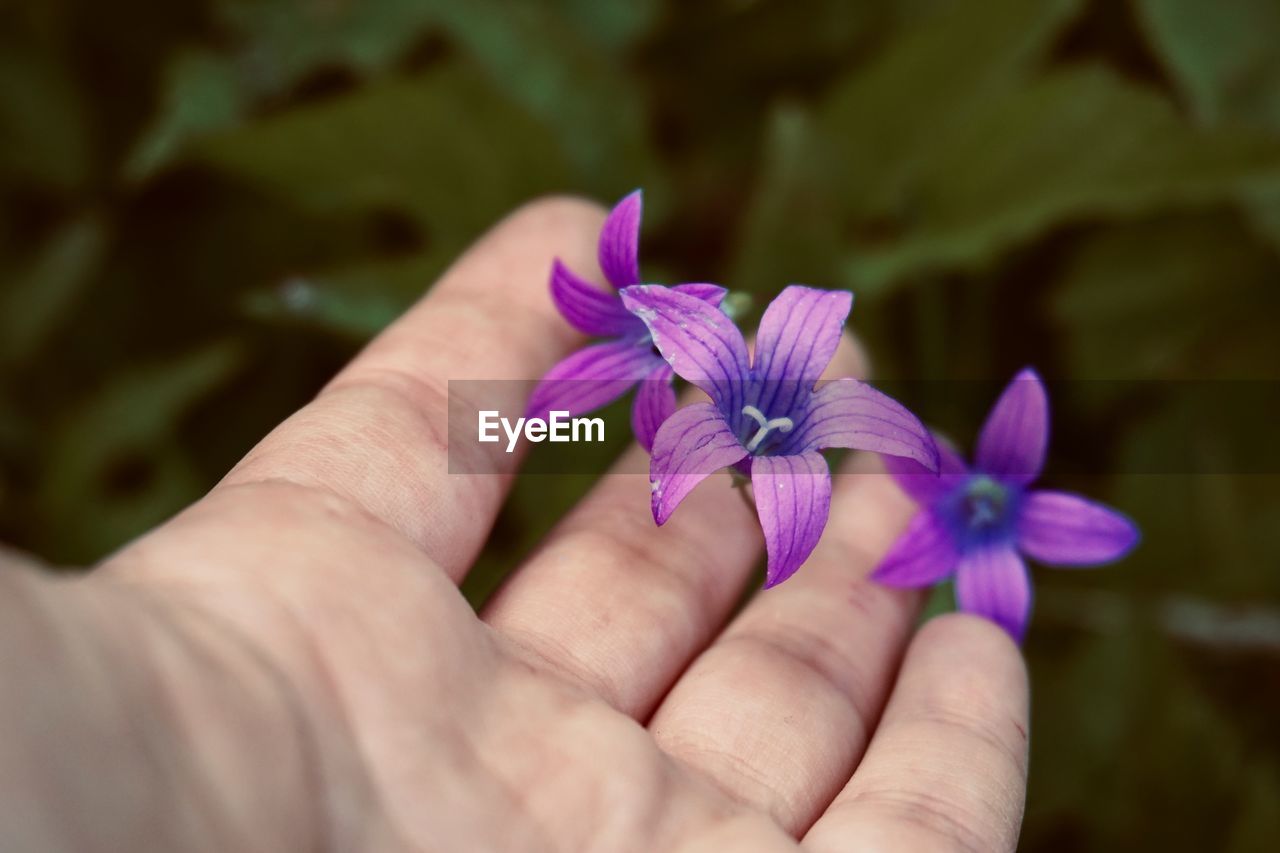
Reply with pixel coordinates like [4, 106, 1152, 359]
[741, 404, 794, 453]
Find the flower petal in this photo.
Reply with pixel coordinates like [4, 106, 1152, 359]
[631, 363, 676, 453]
[670, 283, 729, 306]
[751, 451, 832, 588]
[954, 545, 1032, 642]
[526, 338, 657, 421]
[752, 286, 853, 418]
[1017, 490, 1140, 567]
[598, 190, 643, 288]
[788, 378, 939, 471]
[619, 285, 751, 413]
[753, 287, 853, 381]
[871, 509, 960, 587]
[975, 367, 1049, 486]
[883, 437, 969, 504]
[649, 402, 748, 525]
[550, 259, 640, 337]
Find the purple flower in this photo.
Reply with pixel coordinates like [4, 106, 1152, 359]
[527, 191, 725, 451]
[872, 368, 1141, 641]
[620, 284, 940, 588]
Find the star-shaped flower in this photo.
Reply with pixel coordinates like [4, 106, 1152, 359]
[871, 368, 1141, 641]
[620, 284, 940, 587]
[527, 191, 724, 450]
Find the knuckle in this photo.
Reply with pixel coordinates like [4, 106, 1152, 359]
[328, 367, 452, 454]
[914, 701, 1030, 780]
[567, 503, 726, 623]
[726, 626, 867, 719]
[846, 787, 1001, 853]
[213, 477, 400, 544]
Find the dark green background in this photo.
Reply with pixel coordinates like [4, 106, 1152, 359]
[2, 1, 1278, 849]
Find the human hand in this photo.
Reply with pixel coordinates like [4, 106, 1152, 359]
[0, 199, 1028, 852]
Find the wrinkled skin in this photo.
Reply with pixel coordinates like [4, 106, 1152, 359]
[0, 199, 1029, 853]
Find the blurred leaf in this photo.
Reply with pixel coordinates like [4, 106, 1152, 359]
[35, 341, 245, 562]
[918, 580, 956, 623]
[241, 255, 438, 340]
[738, 0, 1082, 298]
[0, 47, 91, 192]
[130, 0, 654, 190]
[0, 216, 106, 367]
[126, 50, 248, 181]
[191, 62, 568, 239]
[428, 1, 657, 193]
[728, 104, 846, 295]
[549, 0, 659, 51]
[755, 0, 1280, 293]
[213, 46, 599, 343]
[1111, 413, 1280, 598]
[1248, 197, 1280, 248]
[1026, 629, 1269, 849]
[1136, 0, 1280, 250]
[1136, 0, 1280, 127]
[218, 0, 435, 87]
[838, 65, 1280, 290]
[1054, 213, 1280, 380]
[127, 0, 441, 178]
[649, 0, 893, 91]
[641, 0, 931, 232]
[823, 0, 1084, 211]
[1226, 764, 1280, 852]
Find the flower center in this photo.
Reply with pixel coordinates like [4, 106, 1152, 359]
[741, 404, 794, 454]
[961, 475, 1010, 531]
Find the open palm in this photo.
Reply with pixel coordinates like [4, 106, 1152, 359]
[5, 199, 1028, 853]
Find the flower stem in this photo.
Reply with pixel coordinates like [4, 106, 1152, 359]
[730, 468, 755, 513]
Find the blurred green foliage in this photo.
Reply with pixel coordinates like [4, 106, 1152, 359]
[2, 0, 1278, 848]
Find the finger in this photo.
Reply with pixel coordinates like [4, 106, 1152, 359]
[483, 337, 868, 720]
[803, 614, 1030, 853]
[0, 543, 55, 573]
[647, 452, 923, 835]
[220, 197, 605, 580]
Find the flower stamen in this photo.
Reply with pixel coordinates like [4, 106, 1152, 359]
[742, 404, 794, 453]
[963, 475, 1009, 530]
